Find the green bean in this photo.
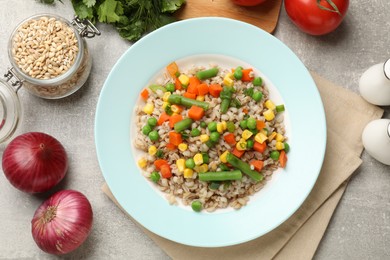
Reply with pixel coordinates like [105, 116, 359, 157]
[149, 84, 166, 93]
[219, 163, 230, 171]
[284, 142, 290, 153]
[156, 149, 164, 158]
[196, 67, 219, 80]
[209, 182, 221, 190]
[174, 118, 193, 132]
[168, 94, 209, 110]
[221, 99, 231, 114]
[202, 153, 210, 164]
[226, 153, 263, 182]
[276, 104, 285, 113]
[246, 139, 254, 149]
[199, 170, 242, 182]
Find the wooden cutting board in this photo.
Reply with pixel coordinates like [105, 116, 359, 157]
[174, 0, 283, 34]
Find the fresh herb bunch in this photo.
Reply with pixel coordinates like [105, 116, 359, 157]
[70, 0, 186, 41]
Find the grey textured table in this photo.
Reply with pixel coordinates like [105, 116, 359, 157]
[0, 1, 389, 259]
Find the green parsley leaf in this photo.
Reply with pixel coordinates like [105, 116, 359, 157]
[98, 0, 123, 23]
[161, 0, 186, 13]
[82, 0, 96, 8]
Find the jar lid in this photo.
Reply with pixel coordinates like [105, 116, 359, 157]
[0, 78, 22, 143]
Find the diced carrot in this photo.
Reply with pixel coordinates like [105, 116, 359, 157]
[209, 83, 223, 98]
[140, 88, 149, 101]
[169, 132, 182, 146]
[160, 164, 172, 178]
[187, 77, 200, 95]
[223, 133, 236, 145]
[232, 147, 245, 158]
[253, 141, 267, 153]
[169, 114, 183, 128]
[256, 120, 266, 130]
[250, 160, 264, 172]
[242, 107, 249, 114]
[166, 143, 177, 151]
[166, 62, 179, 78]
[241, 68, 254, 82]
[279, 150, 288, 168]
[175, 77, 183, 90]
[154, 159, 169, 170]
[197, 83, 209, 96]
[183, 92, 196, 99]
[188, 106, 205, 121]
[157, 112, 170, 126]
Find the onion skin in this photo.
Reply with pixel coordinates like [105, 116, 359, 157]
[2, 132, 68, 193]
[31, 190, 93, 255]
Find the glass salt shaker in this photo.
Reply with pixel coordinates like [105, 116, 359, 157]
[0, 14, 100, 143]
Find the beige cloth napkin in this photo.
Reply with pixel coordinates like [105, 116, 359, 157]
[102, 72, 383, 259]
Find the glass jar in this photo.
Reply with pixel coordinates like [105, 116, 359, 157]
[0, 14, 100, 142]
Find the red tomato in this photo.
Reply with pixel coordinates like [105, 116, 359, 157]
[285, 0, 349, 35]
[232, 0, 267, 6]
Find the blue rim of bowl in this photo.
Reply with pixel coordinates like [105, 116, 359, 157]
[95, 17, 327, 247]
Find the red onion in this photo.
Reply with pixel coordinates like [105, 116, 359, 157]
[2, 132, 68, 193]
[31, 190, 93, 255]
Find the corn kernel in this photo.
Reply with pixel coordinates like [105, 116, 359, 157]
[221, 121, 227, 130]
[255, 132, 268, 144]
[194, 153, 204, 165]
[162, 92, 171, 102]
[242, 129, 253, 140]
[219, 150, 229, 163]
[184, 168, 194, 178]
[137, 158, 147, 169]
[223, 75, 234, 87]
[265, 100, 276, 110]
[178, 143, 188, 151]
[148, 145, 157, 156]
[143, 103, 154, 114]
[198, 164, 209, 173]
[162, 101, 169, 109]
[260, 129, 268, 136]
[217, 123, 224, 133]
[276, 133, 285, 142]
[263, 109, 275, 121]
[196, 95, 205, 101]
[178, 74, 190, 86]
[171, 104, 182, 113]
[276, 141, 285, 150]
[268, 132, 277, 141]
[236, 140, 247, 151]
[176, 159, 185, 173]
[200, 134, 209, 143]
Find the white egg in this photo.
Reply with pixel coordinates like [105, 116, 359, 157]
[362, 119, 390, 165]
[359, 59, 390, 106]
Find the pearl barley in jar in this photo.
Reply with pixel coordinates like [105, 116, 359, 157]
[8, 14, 98, 99]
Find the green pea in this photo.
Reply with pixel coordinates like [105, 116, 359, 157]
[210, 132, 220, 142]
[276, 104, 285, 113]
[147, 117, 157, 128]
[191, 128, 201, 137]
[185, 158, 195, 169]
[142, 125, 152, 135]
[253, 77, 263, 86]
[247, 118, 257, 130]
[252, 91, 263, 102]
[165, 82, 175, 93]
[270, 150, 280, 160]
[246, 139, 254, 149]
[202, 153, 210, 164]
[208, 122, 217, 132]
[148, 130, 159, 141]
[240, 120, 247, 129]
[156, 149, 164, 158]
[227, 121, 236, 133]
[191, 200, 203, 212]
[234, 69, 243, 80]
[150, 171, 160, 183]
[209, 182, 220, 190]
[200, 121, 207, 128]
[284, 142, 290, 153]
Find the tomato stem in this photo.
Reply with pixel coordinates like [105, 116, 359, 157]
[316, 0, 342, 16]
